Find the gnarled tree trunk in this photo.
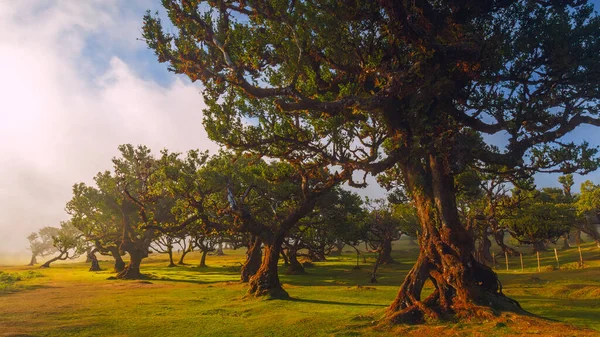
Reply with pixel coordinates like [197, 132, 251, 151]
[88, 251, 101, 271]
[248, 236, 288, 298]
[241, 236, 262, 282]
[40, 251, 67, 268]
[493, 230, 520, 257]
[379, 239, 395, 264]
[117, 250, 144, 279]
[477, 235, 493, 264]
[109, 247, 125, 273]
[385, 156, 523, 324]
[286, 245, 305, 275]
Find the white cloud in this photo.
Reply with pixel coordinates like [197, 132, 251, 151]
[0, 1, 218, 254]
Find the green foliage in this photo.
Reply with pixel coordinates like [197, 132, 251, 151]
[143, 1, 600, 185]
[50, 221, 87, 259]
[576, 180, 600, 216]
[27, 226, 59, 258]
[502, 188, 575, 245]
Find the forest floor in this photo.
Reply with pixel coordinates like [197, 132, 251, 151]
[1, 240, 600, 336]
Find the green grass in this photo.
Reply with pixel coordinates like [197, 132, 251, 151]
[0, 270, 44, 293]
[1, 240, 600, 336]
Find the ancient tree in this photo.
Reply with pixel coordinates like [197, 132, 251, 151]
[26, 227, 59, 266]
[144, 0, 600, 322]
[40, 221, 85, 268]
[66, 178, 129, 272]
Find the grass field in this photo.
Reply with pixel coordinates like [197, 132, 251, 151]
[1, 239, 600, 337]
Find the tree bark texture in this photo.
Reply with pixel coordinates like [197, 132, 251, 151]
[117, 250, 144, 279]
[385, 155, 523, 324]
[248, 237, 288, 298]
[241, 236, 262, 282]
[379, 239, 395, 264]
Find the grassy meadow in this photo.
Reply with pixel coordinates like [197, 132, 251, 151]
[1, 239, 600, 337]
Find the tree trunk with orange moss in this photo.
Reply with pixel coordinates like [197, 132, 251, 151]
[385, 155, 523, 324]
[248, 236, 288, 298]
[241, 236, 262, 282]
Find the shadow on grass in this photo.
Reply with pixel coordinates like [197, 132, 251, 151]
[286, 297, 387, 307]
[0, 284, 57, 296]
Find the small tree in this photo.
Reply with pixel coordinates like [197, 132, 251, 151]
[26, 227, 59, 266]
[502, 188, 574, 252]
[40, 222, 86, 268]
[575, 180, 600, 246]
[66, 178, 129, 272]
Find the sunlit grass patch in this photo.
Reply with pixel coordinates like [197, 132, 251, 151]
[1, 240, 600, 336]
[0, 270, 44, 293]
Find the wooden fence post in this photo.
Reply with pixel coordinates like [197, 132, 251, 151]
[505, 251, 509, 271]
[520, 253, 524, 272]
[554, 248, 560, 270]
[537, 251, 541, 272]
[578, 246, 584, 268]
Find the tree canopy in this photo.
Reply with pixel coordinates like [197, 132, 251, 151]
[143, 0, 600, 323]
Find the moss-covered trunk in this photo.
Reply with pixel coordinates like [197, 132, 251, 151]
[385, 155, 522, 323]
[248, 237, 288, 298]
[241, 236, 262, 282]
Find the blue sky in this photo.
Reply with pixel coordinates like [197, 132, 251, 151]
[0, 0, 599, 255]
